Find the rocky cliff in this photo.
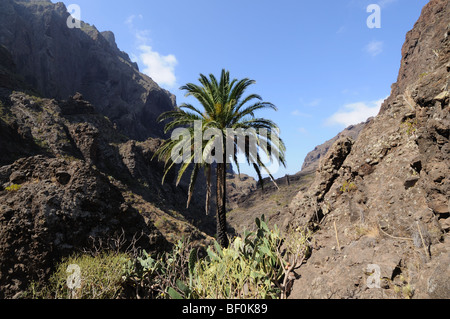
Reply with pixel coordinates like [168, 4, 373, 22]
[0, 0, 175, 140]
[0, 0, 216, 298]
[226, 121, 368, 236]
[301, 120, 368, 173]
[0, 0, 448, 300]
[0, 89, 214, 298]
[287, 0, 449, 299]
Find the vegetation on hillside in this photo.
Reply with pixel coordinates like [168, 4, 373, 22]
[26, 216, 312, 299]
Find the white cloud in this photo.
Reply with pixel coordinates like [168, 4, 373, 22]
[125, 14, 178, 88]
[125, 15, 135, 26]
[326, 98, 385, 127]
[365, 40, 383, 56]
[341, 88, 359, 96]
[125, 14, 143, 27]
[139, 45, 178, 88]
[134, 29, 151, 45]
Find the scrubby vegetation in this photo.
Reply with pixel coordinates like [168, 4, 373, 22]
[340, 180, 357, 193]
[27, 251, 130, 299]
[27, 216, 312, 299]
[0, 100, 14, 124]
[401, 118, 418, 136]
[5, 184, 22, 192]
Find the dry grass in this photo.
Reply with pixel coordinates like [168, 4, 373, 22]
[365, 224, 380, 239]
[346, 223, 380, 241]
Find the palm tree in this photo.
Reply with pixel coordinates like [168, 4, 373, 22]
[154, 69, 286, 247]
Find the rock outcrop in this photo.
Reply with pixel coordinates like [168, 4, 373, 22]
[0, 88, 215, 297]
[227, 117, 368, 236]
[0, 1, 214, 296]
[0, 155, 168, 298]
[301, 120, 368, 173]
[289, 136, 354, 229]
[288, 0, 449, 299]
[0, 0, 176, 140]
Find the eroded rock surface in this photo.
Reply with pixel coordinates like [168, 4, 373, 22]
[288, 0, 449, 299]
[0, 155, 168, 298]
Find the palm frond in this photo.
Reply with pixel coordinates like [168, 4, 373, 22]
[179, 103, 204, 117]
[176, 152, 196, 186]
[232, 102, 277, 124]
[230, 79, 257, 108]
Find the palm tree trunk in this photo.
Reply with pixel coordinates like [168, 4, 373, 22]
[216, 155, 229, 247]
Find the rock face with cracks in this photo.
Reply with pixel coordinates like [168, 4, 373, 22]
[0, 89, 214, 298]
[0, 0, 214, 298]
[287, 0, 449, 299]
[0, 155, 168, 298]
[0, 0, 176, 141]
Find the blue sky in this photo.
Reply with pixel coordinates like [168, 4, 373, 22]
[60, 0, 428, 178]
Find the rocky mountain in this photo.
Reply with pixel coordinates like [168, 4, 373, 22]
[0, 0, 448, 300]
[286, 0, 449, 299]
[226, 120, 368, 235]
[0, 85, 215, 299]
[301, 120, 368, 173]
[0, 0, 175, 141]
[0, 0, 216, 298]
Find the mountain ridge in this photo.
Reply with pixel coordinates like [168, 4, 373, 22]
[0, 0, 175, 140]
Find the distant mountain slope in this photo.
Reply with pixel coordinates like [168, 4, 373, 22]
[301, 120, 369, 173]
[226, 120, 368, 234]
[0, 0, 175, 140]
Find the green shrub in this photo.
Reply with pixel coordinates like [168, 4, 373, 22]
[27, 217, 312, 300]
[123, 237, 194, 299]
[402, 118, 418, 136]
[5, 184, 22, 192]
[191, 224, 283, 299]
[189, 216, 311, 299]
[340, 180, 357, 193]
[127, 215, 312, 300]
[28, 251, 130, 299]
